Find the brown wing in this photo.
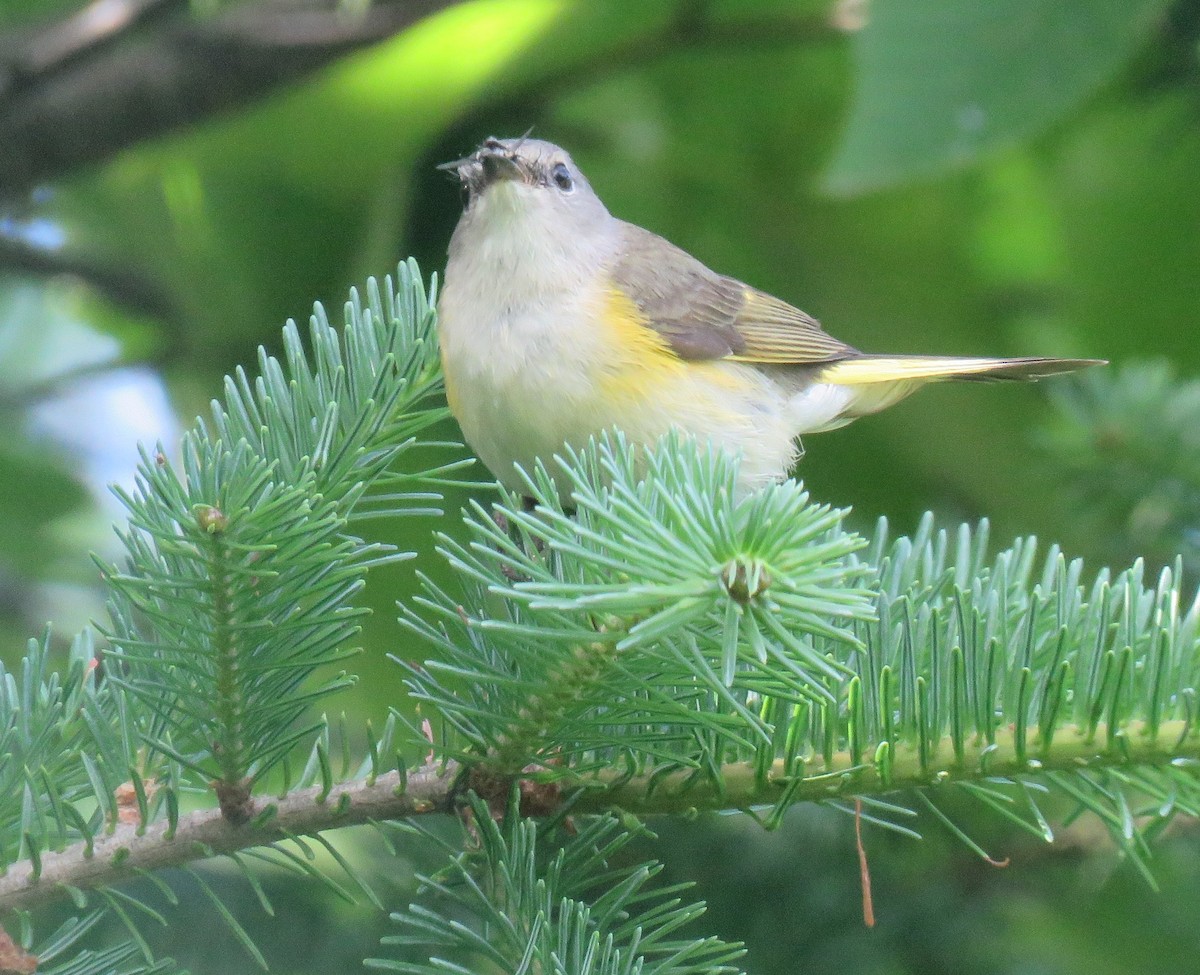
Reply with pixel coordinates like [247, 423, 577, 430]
[610, 222, 856, 363]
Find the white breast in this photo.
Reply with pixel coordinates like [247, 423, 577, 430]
[439, 182, 623, 488]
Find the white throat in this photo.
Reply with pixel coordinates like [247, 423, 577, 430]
[436, 181, 624, 490]
[447, 182, 615, 309]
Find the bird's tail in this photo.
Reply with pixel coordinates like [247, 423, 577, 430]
[797, 354, 1106, 429]
[816, 355, 1105, 386]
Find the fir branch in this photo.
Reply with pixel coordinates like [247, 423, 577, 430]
[6, 712, 1200, 919]
[403, 434, 874, 773]
[8, 258, 1200, 966]
[0, 630, 152, 876]
[405, 434, 1200, 863]
[103, 447, 369, 790]
[0, 632, 97, 866]
[207, 262, 450, 513]
[99, 261, 453, 797]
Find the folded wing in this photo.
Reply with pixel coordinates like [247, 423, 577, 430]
[610, 222, 1104, 381]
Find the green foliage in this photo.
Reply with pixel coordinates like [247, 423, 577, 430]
[1, 632, 101, 866]
[369, 794, 745, 975]
[1041, 361, 1200, 574]
[202, 268, 449, 515]
[823, 0, 1169, 192]
[0, 264, 450, 973]
[41, 944, 184, 975]
[0, 621, 182, 973]
[851, 514, 1200, 876]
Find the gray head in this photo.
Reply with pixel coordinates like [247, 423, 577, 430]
[439, 136, 613, 256]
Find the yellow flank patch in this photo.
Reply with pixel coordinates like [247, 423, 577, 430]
[596, 287, 687, 399]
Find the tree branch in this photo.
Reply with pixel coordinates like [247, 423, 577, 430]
[573, 719, 1198, 816]
[1, 0, 842, 312]
[0, 0, 465, 196]
[0, 232, 176, 318]
[2, 0, 185, 95]
[0, 762, 460, 915]
[3, 718, 1195, 917]
[0, 0, 843, 201]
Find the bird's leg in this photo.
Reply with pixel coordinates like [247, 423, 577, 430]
[491, 497, 547, 583]
[519, 496, 549, 557]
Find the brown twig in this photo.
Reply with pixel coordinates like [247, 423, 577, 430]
[0, 763, 459, 915]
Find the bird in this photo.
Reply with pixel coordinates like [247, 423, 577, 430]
[436, 136, 1103, 495]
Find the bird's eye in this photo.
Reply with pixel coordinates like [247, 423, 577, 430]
[551, 162, 574, 192]
[460, 183, 471, 209]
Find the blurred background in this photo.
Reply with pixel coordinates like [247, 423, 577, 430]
[2, 0, 1199, 972]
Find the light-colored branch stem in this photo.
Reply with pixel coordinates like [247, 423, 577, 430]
[2, 719, 1195, 917]
[0, 763, 460, 915]
[571, 719, 1196, 815]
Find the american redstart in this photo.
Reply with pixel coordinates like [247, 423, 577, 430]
[437, 136, 1103, 493]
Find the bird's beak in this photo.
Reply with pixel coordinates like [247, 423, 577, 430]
[479, 150, 523, 185]
[435, 155, 474, 173]
[437, 140, 525, 194]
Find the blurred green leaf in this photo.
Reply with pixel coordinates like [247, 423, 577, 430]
[0, 437, 88, 563]
[0, 0, 80, 26]
[823, 0, 1168, 193]
[1051, 92, 1200, 368]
